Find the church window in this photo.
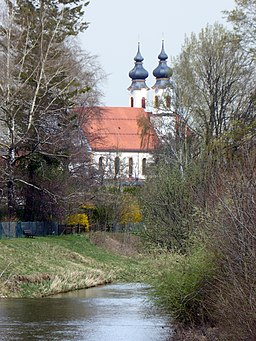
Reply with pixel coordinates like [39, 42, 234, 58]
[114, 157, 120, 176]
[166, 95, 171, 108]
[128, 158, 133, 177]
[154, 96, 159, 108]
[99, 157, 103, 171]
[130, 97, 134, 107]
[141, 97, 146, 109]
[142, 158, 147, 175]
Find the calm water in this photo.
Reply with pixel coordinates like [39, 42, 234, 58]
[0, 283, 173, 341]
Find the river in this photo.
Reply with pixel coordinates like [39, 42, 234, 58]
[0, 283, 173, 341]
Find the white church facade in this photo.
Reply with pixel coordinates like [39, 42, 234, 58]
[82, 41, 175, 183]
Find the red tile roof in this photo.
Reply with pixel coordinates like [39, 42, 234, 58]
[79, 107, 158, 152]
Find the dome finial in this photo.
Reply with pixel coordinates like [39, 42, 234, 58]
[134, 41, 144, 62]
[152, 40, 173, 89]
[128, 43, 149, 91]
[158, 40, 168, 61]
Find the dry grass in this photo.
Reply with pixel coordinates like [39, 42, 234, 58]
[171, 326, 220, 341]
[89, 231, 141, 256]
[0, 233, 188, 298]
[0, 234, 144, 298]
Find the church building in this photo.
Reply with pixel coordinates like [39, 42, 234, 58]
[82, 41, 175, 183]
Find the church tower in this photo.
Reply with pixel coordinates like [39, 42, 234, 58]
[128, 43, 149, 109]
[152, 40, 174, 113]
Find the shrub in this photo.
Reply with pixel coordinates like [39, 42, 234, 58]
[140, 163, 203, 251]
[152, 242, 216, 326]
[205, 149, 256, 340]
[66, 213, 89, 232]
[120, 198, 142, 224]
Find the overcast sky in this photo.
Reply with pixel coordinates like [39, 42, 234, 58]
[80, 0, 235, 107]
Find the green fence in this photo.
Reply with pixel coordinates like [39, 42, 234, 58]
[0, 221, 59, 239]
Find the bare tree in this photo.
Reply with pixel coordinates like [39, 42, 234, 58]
[173, 23, 255, 149]
[224, 0, 256, 57]
[0, 0, 103, 220]
[204, 142, 256, 339]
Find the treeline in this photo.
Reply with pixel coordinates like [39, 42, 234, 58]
[0, 0, 104, 222]
[139, 1, 256, 340]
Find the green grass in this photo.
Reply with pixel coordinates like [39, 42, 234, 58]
[0, 234, 157, 298]
[0, 232, 216, 327]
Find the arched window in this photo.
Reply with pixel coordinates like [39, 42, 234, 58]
[130, 97, 134, 107]
[166, 95, 171, 108]
[141, 97, 146, 109]
[99, 156, 103, 172]
[142, 158, 147, 176]
[154, 96, 159, 108]
[128, 157, 133, 177]
[114, 157, 120, 177]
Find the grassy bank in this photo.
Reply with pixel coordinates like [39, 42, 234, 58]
[0, 233, 224, 339]
[0, 234, 154, 298]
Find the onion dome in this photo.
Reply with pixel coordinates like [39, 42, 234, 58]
[152, 40, 173, 89]
[128, 43, 149, 91]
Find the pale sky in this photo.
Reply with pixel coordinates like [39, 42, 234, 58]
[80, 0, 235, 107]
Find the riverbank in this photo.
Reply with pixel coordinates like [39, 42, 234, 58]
[0, 233, 154, 298]
[1, 233, 223, 340]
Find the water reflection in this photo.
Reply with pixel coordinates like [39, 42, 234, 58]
[0, 283, 172, 341]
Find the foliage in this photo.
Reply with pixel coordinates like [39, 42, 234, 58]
[120, 198, 142, 224]
[0, 0, 103, 220]
[141, 20, 255, 336]
[81, 202, 96, 210]
[203, 147, 256, 340]
[90, 186, 143, 230]
[140, 162, 203, 251]
[122, 186, 140, 195]
[174, 23, 254, 149]
[224, 0, 256, 56]
[66, 213, 89, 231]
[89, 186, 120, 230]
[137, 113, 158, 149]
[152, 241, 216, 326]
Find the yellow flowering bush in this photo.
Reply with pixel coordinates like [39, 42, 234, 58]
[120, 200, 142, 224]
[66, 213, 89, 232]
[81, 202, 96, 210]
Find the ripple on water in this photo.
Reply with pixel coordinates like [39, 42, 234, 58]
[0, 283, 173, 341]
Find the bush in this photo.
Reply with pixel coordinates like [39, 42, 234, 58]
[120, 197, 142, 224]
[140, 163, 203, 251]
[152, 242, 216, 326]
[66, 213, 89, 232]
[205, 149, 256, 340]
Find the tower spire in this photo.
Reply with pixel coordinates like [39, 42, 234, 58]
[128, 43, 149, 109]
[153, 40, 171, 85]
[152, 41, 173, 112]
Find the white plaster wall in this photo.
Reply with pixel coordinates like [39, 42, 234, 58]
[152, 87, 175, 114]
[154, 87, 164, 99]
[129, 88, 149, 109]
[93, 150, 153, 180]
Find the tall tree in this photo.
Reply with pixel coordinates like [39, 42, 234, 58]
[224, 0, 256, 57]
[173, 23, 255, 150]
[0, 0, 103, 220]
